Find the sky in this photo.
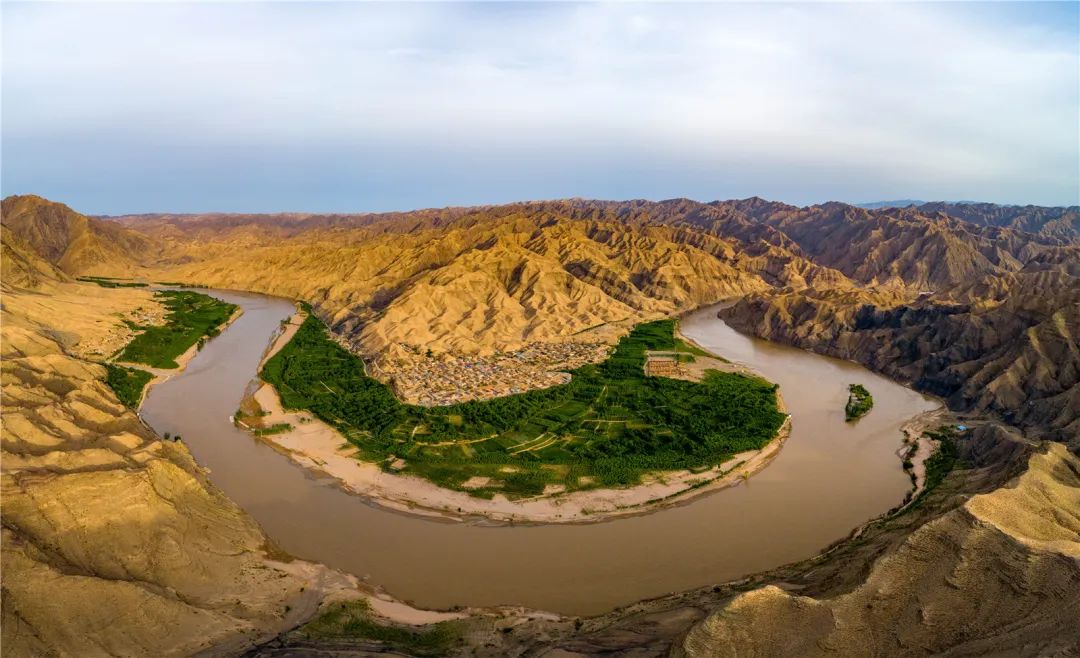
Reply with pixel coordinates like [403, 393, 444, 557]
[2, 1, 1078, 214]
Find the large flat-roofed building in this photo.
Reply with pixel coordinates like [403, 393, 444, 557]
[645, 355, 679, 377]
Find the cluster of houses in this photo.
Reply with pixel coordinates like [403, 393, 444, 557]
[79, 304, 166, 360]
[385, 341, 610, 406]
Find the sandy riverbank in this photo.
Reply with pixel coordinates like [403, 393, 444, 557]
[896, 407, 952, 503]
[238, 309, 794, 525]
[244, 380, 793, 524]
[258, 305, 305, 369]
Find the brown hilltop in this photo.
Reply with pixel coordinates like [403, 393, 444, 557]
[1, 195, 156, 276]
[111, 199, 856, 358]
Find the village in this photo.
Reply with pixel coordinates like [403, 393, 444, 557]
[75, 302, 166, 361]
[379, 341, 611, 406]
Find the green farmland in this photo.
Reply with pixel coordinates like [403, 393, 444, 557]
[262, 315, 786, 498]
[77, 276, 149, 288]
[103, 363, 154, 407]
[117, 290, 238, 368]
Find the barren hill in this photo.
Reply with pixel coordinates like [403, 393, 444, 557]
[8, 196, 1076, 430]
[1, 195, 156, 276]
[677, 437, 1080, 658]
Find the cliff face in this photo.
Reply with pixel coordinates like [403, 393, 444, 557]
[0, 252, 353, 657]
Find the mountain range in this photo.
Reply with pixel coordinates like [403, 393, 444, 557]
[5, 193, 1077, 442]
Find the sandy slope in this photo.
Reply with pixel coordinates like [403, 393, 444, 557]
[0, 272, 360, 656]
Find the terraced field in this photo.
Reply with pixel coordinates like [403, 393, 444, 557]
[262, 315, 786, 497]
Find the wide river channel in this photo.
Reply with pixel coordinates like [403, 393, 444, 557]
[140, 290, 938, 616]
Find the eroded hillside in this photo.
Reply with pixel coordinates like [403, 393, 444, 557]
[0, 240, 354, 657]
[675, 441, 1080, 657]
[719, 271, 1080, 444]
[119, 202, 853, 360]
[1, 195, 155, 276]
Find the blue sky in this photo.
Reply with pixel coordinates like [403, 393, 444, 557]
[2, 2, 1078, 213]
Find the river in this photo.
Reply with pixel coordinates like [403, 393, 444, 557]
[139, 290, 939, 616]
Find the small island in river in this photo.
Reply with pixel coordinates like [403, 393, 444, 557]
[845, 383, 874, 421]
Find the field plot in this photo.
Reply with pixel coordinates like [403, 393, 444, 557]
[101, 290, 238, 406]
[116, 290, 238, 368]
[262, 315, 786, 498]
[103, 364, 154, 407]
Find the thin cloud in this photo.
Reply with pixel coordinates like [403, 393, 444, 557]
[2, 2, 1076, 212]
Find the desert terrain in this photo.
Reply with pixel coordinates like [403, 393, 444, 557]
[1, 194, 1077, 656]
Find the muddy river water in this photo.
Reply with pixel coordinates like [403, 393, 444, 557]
[140, 290, 939, 616]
